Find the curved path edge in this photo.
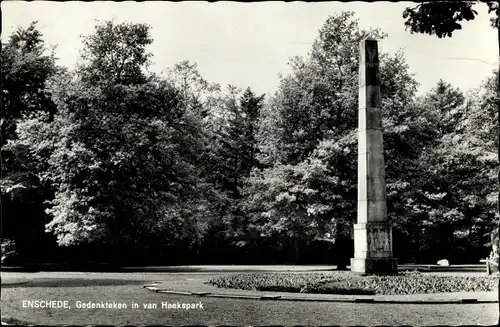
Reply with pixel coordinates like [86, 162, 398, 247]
[143, 281, 499, 304]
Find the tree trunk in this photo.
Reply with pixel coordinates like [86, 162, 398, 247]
[293, 238, 300, 263]
[335, 231, 350, 270]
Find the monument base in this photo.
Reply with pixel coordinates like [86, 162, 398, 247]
[350, 257, 398, 274]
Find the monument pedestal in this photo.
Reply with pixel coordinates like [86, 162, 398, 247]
[350, 257, 398, 274]
[351, 222, 397, 274]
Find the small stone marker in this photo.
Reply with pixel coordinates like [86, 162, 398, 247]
[350, 38, 397, 274]
[437, 259, 450, 266]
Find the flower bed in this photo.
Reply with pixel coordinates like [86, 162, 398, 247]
[206, 271, 498, 295]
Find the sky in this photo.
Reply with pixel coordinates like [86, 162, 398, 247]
[2, 1, 498, 97]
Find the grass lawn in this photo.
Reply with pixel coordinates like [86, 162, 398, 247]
[2, 279, 498, 326]
[2, 282, 218, 326]
[206, 271, 499, 295]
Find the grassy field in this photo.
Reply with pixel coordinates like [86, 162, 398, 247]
[1, 272, 498, 325]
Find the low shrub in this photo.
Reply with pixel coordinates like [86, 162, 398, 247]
[206, 272, 498, 295]
[1, 238, 17, 264]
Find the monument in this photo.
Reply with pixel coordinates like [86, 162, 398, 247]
[350, 38, 397, 274]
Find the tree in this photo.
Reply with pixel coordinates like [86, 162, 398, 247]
[165, 60, 221, 118]
[1, 21, 58, 145]
[421, 79, 466, 136]
[403, 1, 499, 37]
[239, 88, 266, 175]
[195, 85, 266, 261]
[78, 20, 153, 86]
[223, 87, 265, 244]
[387, 78, 497, 263]
[11, 21, 209, 264]
[1, 22, 59, 263]
[403, 3, 499, 306]
[403, 2, 480, 38]
[402, 4, 500, 201]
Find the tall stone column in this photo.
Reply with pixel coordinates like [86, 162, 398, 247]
[350, 38, 397, 274]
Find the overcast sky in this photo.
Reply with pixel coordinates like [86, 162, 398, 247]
[3, 1, 498, 97]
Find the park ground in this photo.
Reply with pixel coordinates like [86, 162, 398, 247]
[1, 266, 499, 326]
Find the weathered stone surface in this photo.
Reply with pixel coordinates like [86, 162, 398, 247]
[357, 200, 387, 224]
[359, 63, 380, 86]
[358, 85, 381, 109]
[357, 176, 387, 201]
[358, 152, 386, 179]
[358, 130, 385, 154]
[353, 223, 393, 257]
[358, 107, 382, 130]
[359, 38, 379, 65]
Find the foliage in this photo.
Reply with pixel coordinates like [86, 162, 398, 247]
[10, 22, 209, 263]
[78, 21, 153, 86]
[243, 10, 497, 263]
[386, 75, 498, 262]
[402, 1, 499, 263]
[206, 272, 499, 295]
[403, 1, 500, 36]
[1, 21, 58, 145]
[1, 239, 17, 264]
[1, 21, 58, 196]
[244, 12, 421, 258]
[199, 85, 265, 249]
[403, 1, 478, 38]
[1, 22, 60, 262]
[165, 60, 222, 119]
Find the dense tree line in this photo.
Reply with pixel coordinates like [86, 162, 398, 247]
[1, 14, 498, 265]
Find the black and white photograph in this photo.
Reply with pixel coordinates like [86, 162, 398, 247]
[1, 1, 499, 326]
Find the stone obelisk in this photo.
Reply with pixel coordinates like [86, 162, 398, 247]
[350, 38, 397, 274]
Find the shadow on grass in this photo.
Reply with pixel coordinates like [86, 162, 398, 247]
[1, 317, 35, 326]
[304, 287, 376, 295]
[1, 278, 147, 288]
[257, 285, 376, 295]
